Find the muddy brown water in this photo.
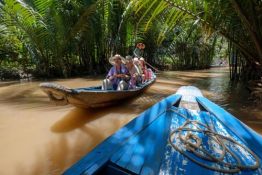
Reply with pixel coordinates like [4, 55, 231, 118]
[0, 67, 261, 175]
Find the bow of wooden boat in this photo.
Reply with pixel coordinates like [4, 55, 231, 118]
[62, 86, 262, 175]
[40, 83, 72, 106]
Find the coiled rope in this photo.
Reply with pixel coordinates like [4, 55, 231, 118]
[168, 109, 260, 173]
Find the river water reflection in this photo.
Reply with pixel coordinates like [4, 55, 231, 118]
[0, 67, 261, 175]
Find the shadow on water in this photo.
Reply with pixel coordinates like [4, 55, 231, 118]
[50, 88, 172, 133]
[13, 88, 175, 175]
[15, 110, 134, 175]
[51, 106, 136, 133]
[51, 108, 102, 133]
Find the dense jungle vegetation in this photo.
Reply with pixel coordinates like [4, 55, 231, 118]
[0, 0, 262, 101]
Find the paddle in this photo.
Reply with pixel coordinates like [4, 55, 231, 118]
[144, 61, 161, 73]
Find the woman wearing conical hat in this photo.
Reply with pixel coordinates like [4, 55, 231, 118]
[102, 54, 130, 91]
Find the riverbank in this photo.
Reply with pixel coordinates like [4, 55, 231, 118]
[0, 67, 261, 175]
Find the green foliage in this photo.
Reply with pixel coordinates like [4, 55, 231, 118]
[0, 61, 21, 80]
[127, 0, 262, 78]
[0, 0, 261, 80]
[127, 0, 218, 69]
[0, 0, 129, 78]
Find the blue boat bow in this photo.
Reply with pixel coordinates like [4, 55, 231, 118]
[63, 86, 262, 175]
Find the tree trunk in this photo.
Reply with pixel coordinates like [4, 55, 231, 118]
[230, 0, 262, 62]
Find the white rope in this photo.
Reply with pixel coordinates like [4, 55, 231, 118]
[168, 109, 260, 173]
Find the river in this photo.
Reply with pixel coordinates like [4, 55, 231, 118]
[0, 67, 261, 175]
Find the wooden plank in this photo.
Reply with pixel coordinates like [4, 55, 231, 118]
[171, 108, 215, 175]
[110, 140, 136, 165]
[140, 110, 172, 175]
[114, 112, 169, 174]
[101, 164, 133, 175]
[161, 103, 262, 175]
[63, 94, 181, 175]
[159, 107, 203, 175]
[113, 126, 149, 172]
[111, 112, 172, 173]
[196, 96, 262, 158]
[110, 136, 139, 169]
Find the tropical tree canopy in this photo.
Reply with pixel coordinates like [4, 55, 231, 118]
[0, 0, 261, 80]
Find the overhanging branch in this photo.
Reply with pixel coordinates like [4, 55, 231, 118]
[163, 0, 258, 61]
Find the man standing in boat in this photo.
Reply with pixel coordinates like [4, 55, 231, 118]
[102, 54, 130, 91]
[133, 42, 145, 58]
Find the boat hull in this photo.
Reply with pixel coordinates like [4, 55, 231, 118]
[63, 86, 262, 175]
[40, 76, 156, 108]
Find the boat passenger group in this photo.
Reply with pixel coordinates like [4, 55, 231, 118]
[102, 54, 153, 91]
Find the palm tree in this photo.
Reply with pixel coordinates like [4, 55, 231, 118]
[1, 0, 261, 81]
[127, 0, 262, 79]
[0, 0, 132, 77]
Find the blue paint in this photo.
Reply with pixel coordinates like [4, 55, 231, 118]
[196, 97, 262, 157]
[63, 94, 181, 175]
[160, 106, 262, 175]
[63, 86, 262, 175]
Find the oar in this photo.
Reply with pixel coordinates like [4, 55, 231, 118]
[144, 61, 161, 73]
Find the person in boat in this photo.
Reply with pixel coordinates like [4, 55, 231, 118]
[139, 57, 149, 82]
[133, 42, 145, 58]
[102, 54, 130, 91]
[133, 57, 143, 75]
[124, 56, 142, 89]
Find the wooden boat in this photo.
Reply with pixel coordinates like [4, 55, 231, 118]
[40, 74, 156, 108]
[63, 86, 262, 175]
